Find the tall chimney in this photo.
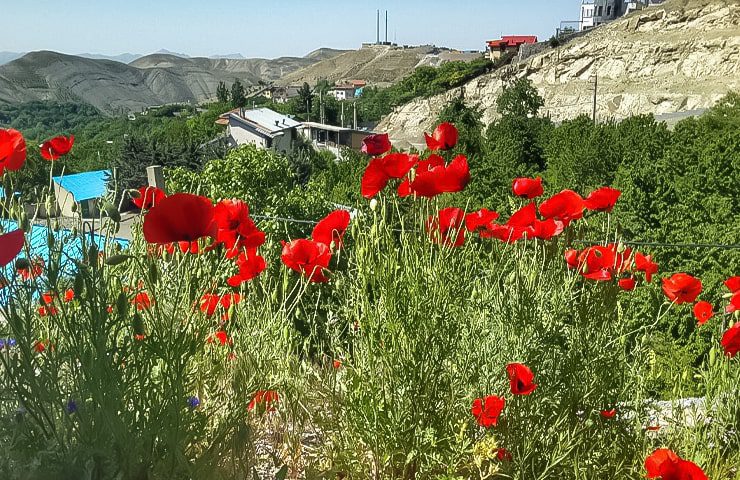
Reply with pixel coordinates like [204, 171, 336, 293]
[385, 11, 388, 44]
[377, 10, 381, 44]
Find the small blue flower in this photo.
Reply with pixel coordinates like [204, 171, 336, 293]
[8, 339, 16, 348]
[66, 399, 78, 414]
[0, 339, 5, 350]
[187, 396, 200, 410]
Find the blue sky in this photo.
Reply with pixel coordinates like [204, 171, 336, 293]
[4, 0, 577, 58]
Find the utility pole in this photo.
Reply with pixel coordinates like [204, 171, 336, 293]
[353, 102, 357, 130]
[592, 73, 598, 123]
[341, 102, 345, 128]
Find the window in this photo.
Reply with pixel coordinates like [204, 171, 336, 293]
[597, 5, 603, 16]
[607, 5, 612, 16]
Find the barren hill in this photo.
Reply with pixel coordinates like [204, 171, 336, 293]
[0, 49, 346, 114]
[378, 0, 740, 147]
[277, 45, 482, 87]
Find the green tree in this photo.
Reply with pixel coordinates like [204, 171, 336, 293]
[297, 82, 314, 116]
[216, 81, 230, 104]
[496, 78, 545, 118]
[436, 96, 484, 158]
[230, 80, 247, 108]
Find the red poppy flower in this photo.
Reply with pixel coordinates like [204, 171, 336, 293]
[539, 190, 585, 225]
[564, 249, 579, 269]
[0, 230, 24, 268]
[40, 135, 74, 161]
[583, 187, 621, 213]
[727, 291, 740, 314]
[361, 133, 392, 156]
[38, 296, 58, 316]
[424, 122, 458, 151]
[600, 409, 617, 419]
[662, 273, 702, 305]
[506, 362, 538, 396]
[619, 277, 636, 291]
[18, 257, 43, 280]
[471, 395, 505, 428]
[228, 250, 267, 287]
[721, 322, 740, 358]
[693, 301, 713, 325]
[408, 154, 470, 198]
[635, 252, 659, 283]
[132, 292, 152, 311]
[178, 241, 200, 254]
[361, 152, 418, 198]
[333, 359, 342, 369]
[34, 340, 48, 353]
[248, 389, 279, 412]
[143, 193, 217, 244]
[644, 449, 707, 480]
[200, 293, 241, 317]
[312, 210, 351, 248]
[576, 245, 617, 281]
[426, 207, 466, 248]
[480, 202, 538, 243]
[0, 128, 26, 175]
[496, 448, 513, 462]
[465, 208, 499, 232]
[132, 186, 166, 210]
[646, 425, 661, 432]
[208, 330, 232, 346]
[512, 177, 544, 199]
[64, 289, 75, 303]
[213, 199, 265, 257]
[281, 239, 332, 283]
[725, 276, 740, 293]
[531, 218, 564, 241]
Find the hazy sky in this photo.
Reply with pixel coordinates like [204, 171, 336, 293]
[4, 0, 578, 58]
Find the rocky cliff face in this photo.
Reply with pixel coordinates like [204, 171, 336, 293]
[378, 0, 740, 147]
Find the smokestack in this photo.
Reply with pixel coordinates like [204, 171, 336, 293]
[377, 10, 380, 44]
[385, 11, 388, 44]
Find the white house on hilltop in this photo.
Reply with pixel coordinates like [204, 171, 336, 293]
[224, 107, 301, 154]
[580, 0, 665, 31]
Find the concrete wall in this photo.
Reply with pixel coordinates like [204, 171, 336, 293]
[53, 184, 77, 217]
[228, 123, 269, 149]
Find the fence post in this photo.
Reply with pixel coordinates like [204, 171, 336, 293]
[146, 165, 165, 191]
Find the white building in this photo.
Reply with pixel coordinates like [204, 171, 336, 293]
[226, 107, 302, 154]
[580, 0, 623, 30]
[327, 85, 357, 101]
[624, 0, 666, 15]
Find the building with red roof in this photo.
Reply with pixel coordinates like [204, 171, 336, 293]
[486, 35, 538, 61]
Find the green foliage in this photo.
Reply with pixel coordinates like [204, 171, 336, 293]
[496, 78, 545, 118]
[0, 101, 102, 140]
[230, 80, 247, 108]
[216, 81, 230, 104]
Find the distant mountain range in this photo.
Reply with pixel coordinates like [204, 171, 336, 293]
[0, 49, 261, 66]
[0, 49, 348, 114]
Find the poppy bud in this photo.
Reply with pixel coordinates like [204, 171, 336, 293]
[15, 258, 30, 270]
[148, 262, 158, 284]
[369, 198, 378, 211]
[116, 291, 128, 317]
[71, 202, 78, 213]
[102, 201, 121, 223]
[86, 245, 99, 266]
[709, 347, 717, 367]
[47, 233, 54, 248]
[132, 313, 145, 336]
[20, 212, 30, 232]
[105, 255, 132, 266]
[73, 273, 84, 296]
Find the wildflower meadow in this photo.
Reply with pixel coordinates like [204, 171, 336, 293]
[0, 123, 738, 479]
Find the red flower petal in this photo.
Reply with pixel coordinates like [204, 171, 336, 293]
[143, 193, 216, 244]
[724, 276, 740, 293]
[281, 239, 332, 283]
[583, 187, 621, 213]
[361, 133, 392, 156]
[132, 186, 166, 210]
[0, 230, 24, 268]
[693, 301, 713, 325]
[539, 190, 585, 224]
[312, 210, 351, 248]
[465, 208, 499, 232]
[0, 128, 26, 175]
[512, 177, 544, 199]
[40, 135, 74, 161]
[661, 273, 702, 305]
[424, 122, 458, 151]
[361, 157, 391, 199]
[506, 362, 537, 396]
[471, 395, 505, 428]
[721, 322, 740, 358]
